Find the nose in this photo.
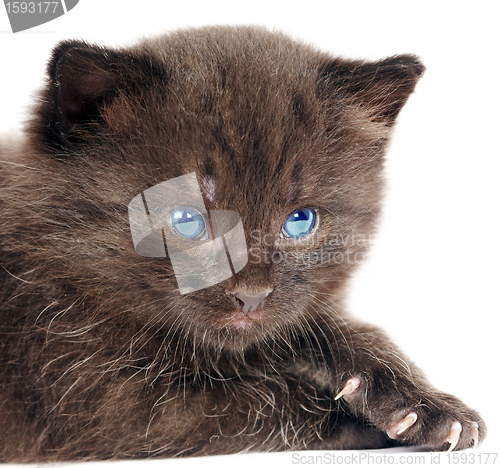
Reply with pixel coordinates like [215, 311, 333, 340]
[234, 289, 272, 314]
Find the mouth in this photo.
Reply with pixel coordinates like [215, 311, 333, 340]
[229, 308, 262, 330]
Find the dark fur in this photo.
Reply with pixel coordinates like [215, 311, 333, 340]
[0, 26, 485, 461]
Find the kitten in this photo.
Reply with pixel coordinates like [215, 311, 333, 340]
[0, 25, 485, 461]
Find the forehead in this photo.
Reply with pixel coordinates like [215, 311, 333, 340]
[112, 32, 368, 222]
[136, 41, 325, 206]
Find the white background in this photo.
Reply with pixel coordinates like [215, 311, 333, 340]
[1, 1, 499, 466]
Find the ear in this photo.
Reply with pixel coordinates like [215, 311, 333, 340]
[36, 40, 125, 149]
[318, 55, 425, 125]
[49, 41, 122, 134]
[51, 41, 123, 132]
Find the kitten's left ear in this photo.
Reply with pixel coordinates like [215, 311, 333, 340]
[318, 55, 425, 125]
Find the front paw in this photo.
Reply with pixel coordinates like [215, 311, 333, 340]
[335, 376, 485, 451]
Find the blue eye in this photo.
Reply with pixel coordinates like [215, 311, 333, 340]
[282, 208, 316, 239]
[170, 207, 206, 240]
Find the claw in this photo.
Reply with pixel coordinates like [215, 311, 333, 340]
[397, 412, 418, 435]
[387, 412, 418, 439]
[471, 422, 479, 449]
[334, 376, 361, 401]
[446, 421, 462, 452]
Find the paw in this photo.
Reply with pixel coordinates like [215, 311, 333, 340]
[335, 376, 485, 451]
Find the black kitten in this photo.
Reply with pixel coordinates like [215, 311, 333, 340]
[0, 25, 485, 461]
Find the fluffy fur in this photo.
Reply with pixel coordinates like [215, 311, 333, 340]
[0, 26, 485, 461]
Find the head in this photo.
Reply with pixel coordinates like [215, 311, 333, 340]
[25, 26, 424, 355]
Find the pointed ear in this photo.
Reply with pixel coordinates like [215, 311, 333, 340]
[50, 40, 124, 133]
[34, 40, 126, 150]
[318, 55, 425, 125]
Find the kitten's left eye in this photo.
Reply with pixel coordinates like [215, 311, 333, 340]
[170, 207, 207, 240]
[281, 208, 316, 239]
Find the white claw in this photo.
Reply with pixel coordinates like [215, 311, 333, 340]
[387, 412, 418, 439]
[446, 421, 463, 452]
[471, 422, 479, 449]
[334, 376, 361, 401]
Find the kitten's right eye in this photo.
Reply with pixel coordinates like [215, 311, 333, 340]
[170, 207, 206, 240]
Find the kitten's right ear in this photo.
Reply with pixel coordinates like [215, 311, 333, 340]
[36, 40, 125, 150]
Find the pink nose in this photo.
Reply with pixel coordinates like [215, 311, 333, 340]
[234, 290, 271, 314]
